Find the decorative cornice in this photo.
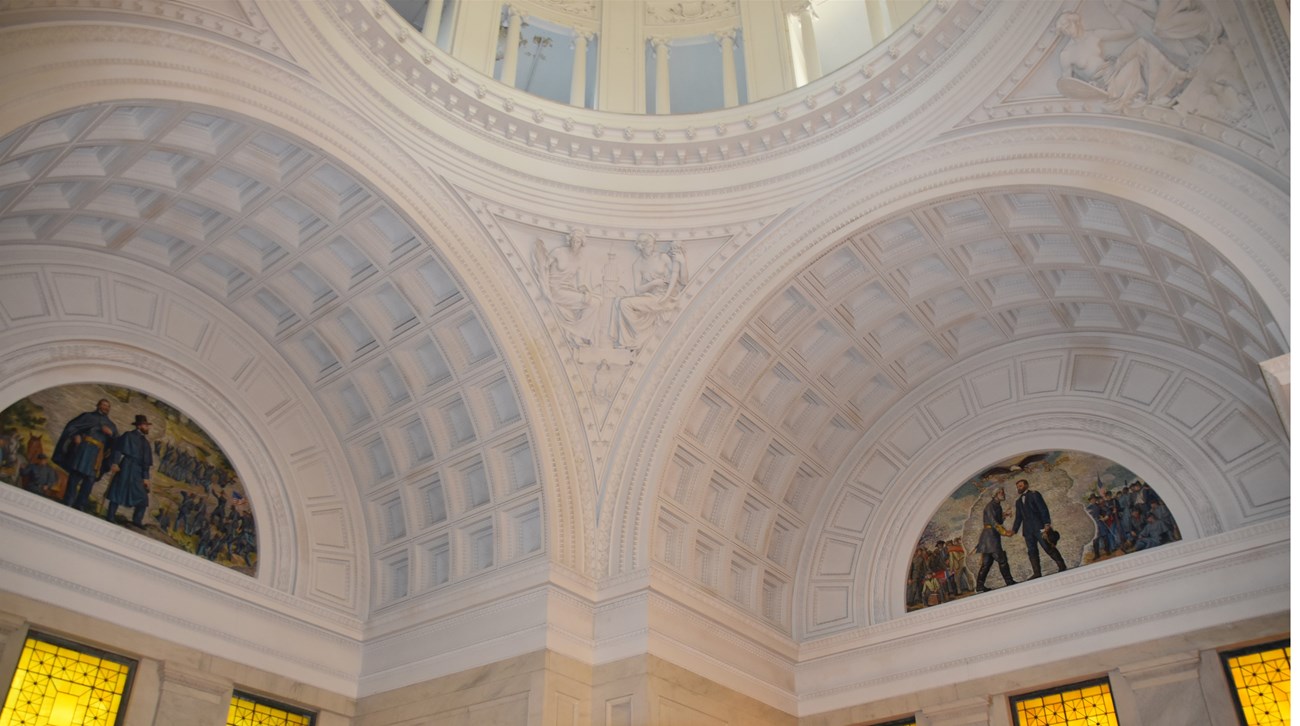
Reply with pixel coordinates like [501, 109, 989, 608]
[0, 0, 298, 68]
[0, 510, 363, 670]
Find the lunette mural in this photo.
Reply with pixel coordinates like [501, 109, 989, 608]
[0, 384, 257, 576]
[907, 450, 1179, 610]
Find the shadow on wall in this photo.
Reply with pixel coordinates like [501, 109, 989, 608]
[0, 383, 258, 576]
[907, 450, 1179, 611]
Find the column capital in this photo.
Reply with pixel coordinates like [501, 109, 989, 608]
[506, 5, 525, 23]
[573, 29, 595, 43]
[713, 28, 737, 45]
[783, 0, 814, 17]
[649, 35, 673, 51]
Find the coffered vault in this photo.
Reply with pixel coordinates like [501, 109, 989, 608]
[0, 0, 1288, 721]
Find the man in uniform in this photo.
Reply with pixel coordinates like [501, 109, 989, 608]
[974, 488, 1016, 593]
[53, 398, 118, 511]
[104, 415, 154, 528]
[1010, 478, 1069, 579]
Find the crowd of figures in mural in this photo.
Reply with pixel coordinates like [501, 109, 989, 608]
[906, 451, 1180, 611]
[0, 384, 257, 576]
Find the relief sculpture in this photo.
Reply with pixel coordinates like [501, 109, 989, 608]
[533, 231, 689, 354]
[1055, 0, 1252, 125]
[531, 230, 690, 423]
[610, 234, 689, 352]
[534, 228, 601, 348]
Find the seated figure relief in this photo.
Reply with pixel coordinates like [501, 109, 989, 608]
[1054, 0, 1252, 125]
[610, 234, 689, 352]
[533, 230, 690, 355]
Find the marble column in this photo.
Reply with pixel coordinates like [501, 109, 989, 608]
[152, 661, 233, 726]
[865, 0, 895, 45]
[500, 6, 524, 87]
[791, 1, 822, 82]
[571, 30, 594, 107]
[716, 28, 740, 108]
[651, 36, 672, 114]
[421, 0, 445, 41]
[1116, 653, 1214, 726]
[0, 613, 27, 689]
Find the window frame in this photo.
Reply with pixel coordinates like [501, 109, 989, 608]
[228, 689, 318, 726]
[1219, 638, 1291, 726]
[1, 629, 139, 726]
[1009, 675, 1120, 726]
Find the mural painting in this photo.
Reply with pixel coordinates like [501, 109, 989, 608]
[906, 451, 1179, 611]
[0, 384, 257, 576]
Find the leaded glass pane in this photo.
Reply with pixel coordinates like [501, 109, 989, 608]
[227, 692, 315, 726]
[1223, 641, 1290, 726]
[0, 633, 135, 726]
[1012, 678, 1119, 726]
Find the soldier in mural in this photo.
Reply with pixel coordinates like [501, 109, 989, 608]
[104, 415, 154, 529]
[52, 398, 118, 512]
[0, 384, 258, 576]
[906, 450, 1180, 611]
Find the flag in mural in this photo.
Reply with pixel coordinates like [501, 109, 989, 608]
[906, 450, 1179, 611]
[0, 383, 258, 576]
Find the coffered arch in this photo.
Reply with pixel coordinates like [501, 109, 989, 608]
[608, 126, 1288, 639]
[0, 20, 594, 594]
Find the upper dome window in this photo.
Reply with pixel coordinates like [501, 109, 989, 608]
[387, 0, 927, 113]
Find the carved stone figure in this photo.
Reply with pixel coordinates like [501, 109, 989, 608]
[1055, 10, 1187, 110]
[646, 0, 737, 24]
[1172, 40, 1252, 124]
[610, 234, 688, 351]
[1054, 1, 1253, 124]
[534, 229, 600, 347]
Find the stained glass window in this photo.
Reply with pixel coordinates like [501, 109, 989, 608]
[1012, 677, 1120, 726]
[0, 632, 136, 726]
[227, 692, 315, 726]
[1222, 640, 1290, 726]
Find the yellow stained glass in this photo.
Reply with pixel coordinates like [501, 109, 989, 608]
[1226, 645, 1290, 726]
[227, 693, 314, 726]
[0, 634, 134, 726]
[1014, 680, 1119, 726]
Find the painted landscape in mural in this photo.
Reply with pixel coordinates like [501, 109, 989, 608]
[907, 450, 1179, 611]
[0, 384, 257, 576]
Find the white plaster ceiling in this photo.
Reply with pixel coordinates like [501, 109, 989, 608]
[655, 187, 1287, 632]
[0, 0, 1289, 707]
[0, 102, 543, 614]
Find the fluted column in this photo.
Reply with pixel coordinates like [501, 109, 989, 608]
[651, 36, 671, 114]
[571, 30, 594, 107]
[865, 0, 894, 45]
[500, 6, 524, 87]
[793, 0, 821, 82]
[715, 28, 740, 108]
[421, 0, 445, 41]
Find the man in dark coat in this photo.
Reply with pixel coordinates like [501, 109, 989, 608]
[1010, 478, 1068, 579]
[54, 398, 117, 511]
[105, 414, 153, 527]
[974, 488, 1016, 593]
